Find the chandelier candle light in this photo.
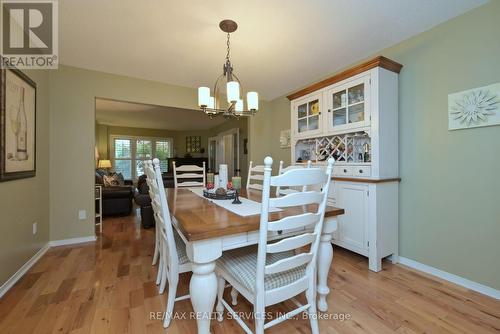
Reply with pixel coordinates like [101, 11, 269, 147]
[198, 20, 259, 118]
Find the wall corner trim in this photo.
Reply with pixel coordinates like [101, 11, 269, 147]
[398, 256, 500, 300]
[49, 236, 97, 247]
[0, 243, 50, 298]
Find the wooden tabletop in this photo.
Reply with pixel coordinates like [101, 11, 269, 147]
[166, 188, 345, 241]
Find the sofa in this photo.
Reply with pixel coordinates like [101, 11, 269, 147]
[95, 169, 135, 216]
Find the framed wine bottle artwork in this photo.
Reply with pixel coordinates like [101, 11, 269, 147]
[0, 64, 37, 181]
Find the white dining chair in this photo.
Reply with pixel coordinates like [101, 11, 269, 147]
[147, 159, 192, 328]
[246, 161, 265, 191]
[275, 160, 312, 197]
[144, 160, 168, 284]
[144, 160, 161, 267]
[173, 161, 206, 188]
[215, 157, 334, 334]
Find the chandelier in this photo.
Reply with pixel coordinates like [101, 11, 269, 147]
[198, 20, 259, 118]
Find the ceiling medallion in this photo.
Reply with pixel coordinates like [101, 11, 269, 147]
[198, 20, 259, 118]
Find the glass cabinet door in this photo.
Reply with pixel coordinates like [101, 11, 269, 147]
[347, 83, 365, 123]
[295, 97, 321, 135]
[327, 77, 369, 131]
[331, 90, 347, 126]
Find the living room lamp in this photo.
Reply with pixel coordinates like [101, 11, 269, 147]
[98, 159, 112, 170]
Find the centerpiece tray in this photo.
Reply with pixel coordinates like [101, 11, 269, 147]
[203, 188, 237, 200]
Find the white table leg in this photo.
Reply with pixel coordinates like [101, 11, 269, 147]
[317, 218, 337, 312]
[186, 238, 222, 334]
[190, 261, 217, 333]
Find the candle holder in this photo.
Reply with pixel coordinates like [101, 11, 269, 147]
[232, 189, 242, 204]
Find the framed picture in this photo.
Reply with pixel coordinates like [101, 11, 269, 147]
[280, 129, 291, 148]
[0, 65, 37, 181]
[448, 82, 500, 130]
[186, 136, 201, 153]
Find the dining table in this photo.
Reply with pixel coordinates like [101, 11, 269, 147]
[166, 187, 345, 334]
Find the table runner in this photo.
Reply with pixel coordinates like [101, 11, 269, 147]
[188, 188, 281, 217]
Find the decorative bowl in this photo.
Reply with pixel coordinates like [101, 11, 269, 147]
[203, 188, 236, 200]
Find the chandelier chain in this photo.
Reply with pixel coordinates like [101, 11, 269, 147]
[225, 33, 231, 63]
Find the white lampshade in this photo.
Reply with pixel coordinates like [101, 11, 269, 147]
[198, 87, 210, 107]
[227, 81, 240, 103]
[235, 99, 243, 112]
[98, 159, 112, 169]
[247, 91, 259, 111]
[208, 96, 215, 109]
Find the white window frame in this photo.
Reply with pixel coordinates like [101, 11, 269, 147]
[110, 135, 173, 180]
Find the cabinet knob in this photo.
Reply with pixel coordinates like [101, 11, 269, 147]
[343, 169, 347, 173]
[319, 112, 321, 115]
[359, 169, 363, 173]
[328, 109, 331, 113]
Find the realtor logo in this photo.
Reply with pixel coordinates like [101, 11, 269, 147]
[1, 0, 58, 69]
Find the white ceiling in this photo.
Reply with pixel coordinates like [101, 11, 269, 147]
[61, 0, 488, 100]
[95, 99, 227, 131]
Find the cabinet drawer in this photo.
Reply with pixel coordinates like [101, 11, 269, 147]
[354, 166, 371, 177]
[334, 166, 353, 176]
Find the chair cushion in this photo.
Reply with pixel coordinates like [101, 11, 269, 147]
[174, 229, 189, 264]
[216, 246, 306, 293]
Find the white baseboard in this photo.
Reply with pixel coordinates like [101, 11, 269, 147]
[49, 236, 96, 247]
[398, 256, 500, 300]
[0, 243, 50, 298]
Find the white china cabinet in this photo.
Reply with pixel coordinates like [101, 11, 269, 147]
[288, 56, 402, 272]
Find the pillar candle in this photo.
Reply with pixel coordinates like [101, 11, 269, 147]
[207, 172, 214, 184]
[219, 164, 228, 189]
[232, 176, 241, 190]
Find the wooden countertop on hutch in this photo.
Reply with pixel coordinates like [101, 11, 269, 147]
[332, 176, 401, 184]
[287, 56, 403, 100]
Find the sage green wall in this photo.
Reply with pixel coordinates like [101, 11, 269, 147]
[386, 1, 500, 290]
[248, 97, 292, 170]
[259, 1, 500, 289]
[248, 100, 276, 167]
[95, 123, 109, 160]
[0, 70, 50, 286]
[49, 65, 200, 241]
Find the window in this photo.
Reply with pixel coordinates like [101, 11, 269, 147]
[155, 140, 170, 172]
[110, 136, 172, 180]
[113, 139, 132, 179]
[135, 139, 152, 177]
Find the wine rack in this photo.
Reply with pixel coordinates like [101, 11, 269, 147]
[294, 131, 371, 164]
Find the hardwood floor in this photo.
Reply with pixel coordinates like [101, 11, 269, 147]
[1, 211, 499, 334]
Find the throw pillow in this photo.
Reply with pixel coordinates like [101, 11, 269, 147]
[115, 173, 125, 186]
[103, 174, 120, 187]
[95, 171, 103, 185]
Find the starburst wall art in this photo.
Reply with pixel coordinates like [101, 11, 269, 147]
[448, 83, 500, 130]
